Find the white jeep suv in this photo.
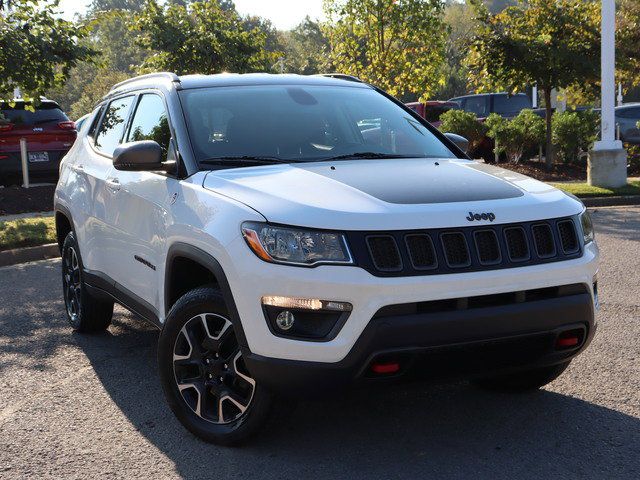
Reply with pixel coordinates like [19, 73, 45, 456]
[54, 73, 599, 445]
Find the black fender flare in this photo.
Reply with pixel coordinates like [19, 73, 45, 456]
[165, 242, 250, 349]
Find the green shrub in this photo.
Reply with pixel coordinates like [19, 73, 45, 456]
[438, 109, 487, 152]
[552, 110, 599, 164]
[484, 110, 545, 163]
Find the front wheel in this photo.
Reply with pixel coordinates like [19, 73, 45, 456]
[158, 287, 273, 446]
[473, 361, 571, 392]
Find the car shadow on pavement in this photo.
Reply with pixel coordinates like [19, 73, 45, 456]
[73, 309, 640, 480]
[1, 260, 637, 479]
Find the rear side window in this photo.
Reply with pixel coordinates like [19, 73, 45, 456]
[95, 96, 134, 156]
[0, 102, 68, 125]
[462, 96, 489, 117]
[617, 107, 640, 119]
[126, 94, 171, 161]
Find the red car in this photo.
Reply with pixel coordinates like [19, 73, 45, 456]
[0, 99, 76, 183]
[405, 100, 459, 128]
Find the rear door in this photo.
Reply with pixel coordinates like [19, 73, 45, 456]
[102, 92, 175, 314]
[81, 95, 135, 275]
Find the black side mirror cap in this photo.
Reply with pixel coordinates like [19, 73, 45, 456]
[113, 140, 171, 172]
[444, 132, 470, 154]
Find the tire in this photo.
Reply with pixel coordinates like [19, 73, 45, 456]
[158, 287, 274, 446]
[61, 231, 114, 332]
[473, 361, 571, 393]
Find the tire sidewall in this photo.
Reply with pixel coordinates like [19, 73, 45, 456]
[158, 288, 272, 445]
[61, 231, 84, 329]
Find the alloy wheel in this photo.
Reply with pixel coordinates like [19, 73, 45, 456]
[63, 246, 81, 323]
[173, 313, 256, 424]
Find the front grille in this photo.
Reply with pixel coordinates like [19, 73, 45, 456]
[346, 215, 582, 277]
[557, 219, 579, 254]
[532, 223, 556, 258]
[441, 232, 471, 267]
[504, 227, 529, 261]
[474, 229, 501, 265]
[366, 235, 402, 271]
[405, 234, 437, 270]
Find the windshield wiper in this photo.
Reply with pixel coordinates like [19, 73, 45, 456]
[200, 155, 294, 166]
[323, 152, 413, 161]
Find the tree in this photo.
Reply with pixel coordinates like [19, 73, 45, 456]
[323, 0, 447, 101]
[276, 16, 329, 75]
[0, 0, 94, 100]
[618, 0, 640, 92]
[133, 0, 272, 75]
[88, 0, 146, 13]
[68, 69, 129, 119]
[46, 8, 145, 113]
[466, 0, 600, 168]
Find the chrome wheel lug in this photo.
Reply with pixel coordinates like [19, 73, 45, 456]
[223, 364, 228, 370]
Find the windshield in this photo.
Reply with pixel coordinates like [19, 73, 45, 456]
[179, 85, 456, 166]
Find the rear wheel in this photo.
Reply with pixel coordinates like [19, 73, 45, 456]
[474, 361, 571, 392]
[158, 287, 273, 446]
[61, 231, 113, 332]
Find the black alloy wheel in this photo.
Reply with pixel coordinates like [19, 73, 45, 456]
[173, 312, 256, 424]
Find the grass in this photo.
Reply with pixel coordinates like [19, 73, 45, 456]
[0, 216, 56, 251]
[550, 180, 640, 198]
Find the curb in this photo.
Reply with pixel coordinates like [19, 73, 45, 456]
[582, 195, 640, 207]
[0, 243, 59, 268]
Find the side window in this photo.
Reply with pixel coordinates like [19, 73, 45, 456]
[87, 105, 104, 138]
[618, 107, 640, 119]
[127, 94, 171, 161]
[95, 96, 134, 156]
[464, 96, 489, 117]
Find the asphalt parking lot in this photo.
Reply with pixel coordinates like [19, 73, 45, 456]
[0, 206, 638, 479]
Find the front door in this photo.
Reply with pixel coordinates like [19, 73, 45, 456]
[102, 93, 175, 315]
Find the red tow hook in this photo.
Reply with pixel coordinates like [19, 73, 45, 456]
[371, 362, 400, 374]
[555, 330, 583, 349]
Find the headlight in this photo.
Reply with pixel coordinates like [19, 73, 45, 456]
[579, 209, 594, 244]
[241, 222, 353, 266]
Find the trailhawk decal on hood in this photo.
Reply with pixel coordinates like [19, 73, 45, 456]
[297, 159, 523, 204]
[201, 158, 580, 231]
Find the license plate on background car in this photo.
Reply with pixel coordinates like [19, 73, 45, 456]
[28, 152, 49, 163]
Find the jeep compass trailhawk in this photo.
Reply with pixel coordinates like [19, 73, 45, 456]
[54, 73, 599, 445]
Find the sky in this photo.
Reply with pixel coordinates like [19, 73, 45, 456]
[58, 0, 326, 30]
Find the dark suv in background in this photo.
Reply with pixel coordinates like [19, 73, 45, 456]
[0, 99, 76, 184]
[449, 93, 532, 119]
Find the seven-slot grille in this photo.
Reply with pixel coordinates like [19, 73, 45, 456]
[346, 216, 582, 277]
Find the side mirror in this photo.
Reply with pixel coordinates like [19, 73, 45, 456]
[444, 133, 469, 153]
[113, 140, 166, 171]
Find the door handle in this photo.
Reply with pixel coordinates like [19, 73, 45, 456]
[105, 177, 121, 192]
[70, 164, 84, 173]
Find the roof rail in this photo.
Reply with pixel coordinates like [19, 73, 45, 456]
[314, 73, 363, 83]
[110, 72, 180, 91]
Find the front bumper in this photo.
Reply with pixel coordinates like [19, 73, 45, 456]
[243, 286, 594, 396]
[223, 236, 598, 364]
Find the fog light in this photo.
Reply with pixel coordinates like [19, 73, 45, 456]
[275, 310, 295, 331]
[262, 295, 352, 312]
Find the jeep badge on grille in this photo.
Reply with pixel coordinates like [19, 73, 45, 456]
[466, 212, 496, 222]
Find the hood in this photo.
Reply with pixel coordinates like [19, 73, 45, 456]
[202, 158, 583, 230]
